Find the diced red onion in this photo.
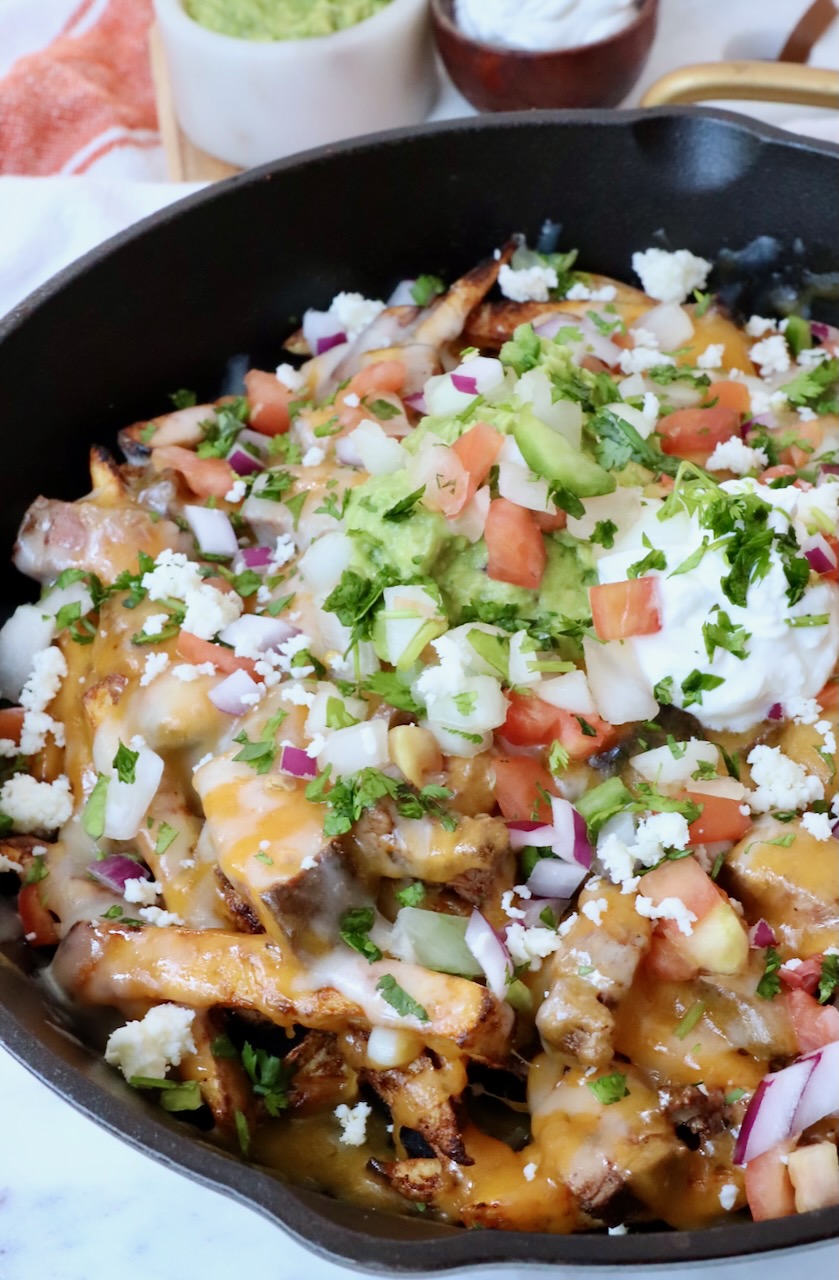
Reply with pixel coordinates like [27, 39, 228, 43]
[451, 373, 479, 396]
[279, 744, 318, 780]
[810, 322, 839, 344]
[208, 668, 261, 716]
[183, 505, 239, 558]
[791, 1042, 839, 1135]
[527, 858, 587, 900]
[734, 1045, 839, 1165]
[749, 919, 777, 948]
[768, 703, 783, 721]
[508, 823, 557, 852]
[303, 308, 347, 357]
[551, 796, 594, 869]
[219, 613, 297, 654]
[240, 545, 272, 569]
[404, 392, 428, 415]
[465, 909, 512, 1000]
[88, 854, 149, 895]
[521, 897, 564, 929]
[821, 463, 839, 476]
[803, 532, 837, 575]
[317, 332, 347, 356]
[227, 447, 264, 477]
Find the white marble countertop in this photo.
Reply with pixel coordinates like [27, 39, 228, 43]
[1, 1, 838, 1277]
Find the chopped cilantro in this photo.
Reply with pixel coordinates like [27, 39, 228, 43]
[782, 357, 838, 416]
[325, 696, 359, 730]
[653, 676, 674, 706]
[590, 407, 680, 478]
[339, 905, 382, 963]
[817, 954, 839, 1004]
[410, 274, 446, 307]
[627, 534, 667, 579]
[306, 767, 455, 838]
[548, 740, 570, 775]
[363, 670, 422, 715]
[787, 614, 829, 628]
[757, 946, 782, 1000]
[23, 858, 49, 886]
[681, 669, 725, 708]
[453, 691, 478, 715]
[170, 388, 197, 410]
[82, 774, 109, 840]
[396, 881, 426, 908]
[112, 741, 139, 784]
[500, 323, 541, 376]
[587, 1071, 629, 1105]
[702, 608, 751, 661]
[324, 568, 397, 646]
[674, 1000, 706, 1040]
[241, 1041, 290, 1117]
[647, 366, 711, 389]
[234, 1109, 250, 1155]
[375, 974, 429, 1022]
[365, 397, 402, 422]
[154, 822, 178, 855]
[383, 486, 426, 522]
[590, 519, 618, 549]
[724, 1087, 747, 1105]
[692, 290, 713, 317]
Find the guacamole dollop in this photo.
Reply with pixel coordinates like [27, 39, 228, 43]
[185, 0, 392, 41]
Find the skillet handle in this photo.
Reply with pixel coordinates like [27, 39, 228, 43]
[640, 60, 839, 109]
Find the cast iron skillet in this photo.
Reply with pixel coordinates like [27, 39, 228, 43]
[0, 108, 838, 1273]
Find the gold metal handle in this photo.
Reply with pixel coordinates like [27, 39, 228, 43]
[641, 60, 839, 109]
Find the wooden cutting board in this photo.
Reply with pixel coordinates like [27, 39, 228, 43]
[149, 23, 241, 183]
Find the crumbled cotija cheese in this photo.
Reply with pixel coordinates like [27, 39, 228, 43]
[706, 438, 769, 476]
[138, 906, 185, 928]
[275, 362, 305, 392]
[329, 292, 385, 339]
[104, 1004, 196, 1080]
[0, 773, 72, 833]
[696, 343, 725, 370]
[504, 922, 562, 970]
[142, 549, 242, 640]
[522, 1162, 538, 1182]
[718, 1184, 738, 1211]
[581, 898, 608, 927]
[140, 652, 170, 687]
[749, 334, 790, 376]
[334, 1100, 372, 1146]
[801, 811, 832, 841]
[498, 262, 558, 303]
[635, 895, 697, 936]
[631, 248, 711, 305]
[123, 877, 162, 906]
[747, 745, 824, 812]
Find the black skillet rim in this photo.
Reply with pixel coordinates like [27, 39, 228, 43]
[1, 105, 838, 1273]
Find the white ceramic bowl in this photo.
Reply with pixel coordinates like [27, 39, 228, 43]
[154, 0, 439, 168]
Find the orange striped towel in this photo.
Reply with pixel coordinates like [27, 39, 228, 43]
[0, 0, 163, 178]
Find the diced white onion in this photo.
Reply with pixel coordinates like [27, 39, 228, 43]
[347, 420, 408, 475]
[183, 505, 239, 558]
[447, 485, 490, 543]
[583, 636, 659, 725]
[318, 719, 389, 777]
[208, 668, 262, 716]
[538, 669, 596, 716]
[634, 302, 694, 352]
[422, 719, 491, 758]
[516, 370, 583, 447]
[103, 746, 164, 841]
[630, 739, 720, 788]
[424, 373, 479, 418]
[498, 462, 553, 514]
[298, 532, 354, 595]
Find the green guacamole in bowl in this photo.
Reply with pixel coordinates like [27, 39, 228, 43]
[184, 0, 393, 40]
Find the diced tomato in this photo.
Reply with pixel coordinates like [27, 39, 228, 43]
[502, 693, 616, 759]
[452, 422, 504, 507]
[684, 792, 752, 845]
[759, 464, 797, 484]
[745, 1142, 797, 1222]
[658, 406, 740, 457]
[589, 578, 662, 642]
[345, 360, 406, 400]
[642, 856, 724, 923]
[816, 679, 838, 714]
[485, 498, 546, 590]
[645, 932, 698, 982]
[580, 354, 611, 373]
[785, 419, 824, 470]
[176, 632, 259, 679]
[533, 509, 568, 533]
[780, 955, 823, 996]
[819, 535, 839, 583]
[0, 706, 25, 744]
[786, 987, 839, 1054]
[18, 883, 60, 947]
[706, 380, 751, 415]
[151, 445, 235, 498]
[244, 369, 293, 437]
[493, 756, 556, 822]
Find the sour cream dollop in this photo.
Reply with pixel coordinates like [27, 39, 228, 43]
[592, 479, 839, 732]
[454, 0, 638, 52]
